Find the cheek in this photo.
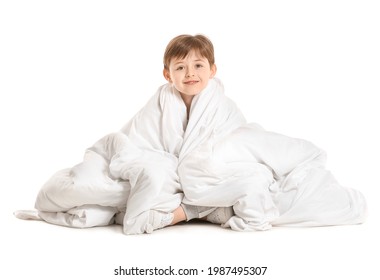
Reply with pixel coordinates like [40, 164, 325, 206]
[171, 73, 182, 82]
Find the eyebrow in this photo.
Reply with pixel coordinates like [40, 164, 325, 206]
[174, 58, 207, 65]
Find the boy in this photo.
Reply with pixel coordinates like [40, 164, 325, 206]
[157, 34, 234, 229]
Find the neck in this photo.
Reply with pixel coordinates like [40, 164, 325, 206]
[180, 94, 194, 119]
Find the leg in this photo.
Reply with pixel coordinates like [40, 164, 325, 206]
[175, 204, 234, 225]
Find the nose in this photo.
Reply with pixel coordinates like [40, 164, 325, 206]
[186, 69, 195, 77]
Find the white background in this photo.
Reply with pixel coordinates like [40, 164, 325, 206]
[1, 1, 379, 279]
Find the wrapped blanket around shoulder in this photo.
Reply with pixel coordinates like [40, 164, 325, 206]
[14, 78, 367, 234]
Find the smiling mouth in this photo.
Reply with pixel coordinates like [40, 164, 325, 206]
[184, 80, 199, 85]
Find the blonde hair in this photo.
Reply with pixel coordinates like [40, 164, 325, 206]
[163, 34, 215, 69]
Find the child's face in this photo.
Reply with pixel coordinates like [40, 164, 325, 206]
[163, 50, 217, 98]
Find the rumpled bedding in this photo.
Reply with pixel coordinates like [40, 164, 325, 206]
[15, 78, 367, 234]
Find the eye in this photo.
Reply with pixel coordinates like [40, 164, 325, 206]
[195, 64, 204, 68]
[176, 66, 184, 71]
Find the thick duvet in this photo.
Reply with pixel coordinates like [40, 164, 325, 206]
[15, 78, 367, 234]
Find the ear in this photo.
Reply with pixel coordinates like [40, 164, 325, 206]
[163, 68, 172, 82]
[210, 64, 217, 78]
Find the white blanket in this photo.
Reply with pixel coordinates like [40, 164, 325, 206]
[15, 78, 367, 234]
